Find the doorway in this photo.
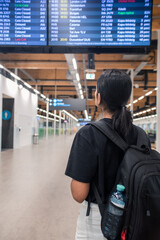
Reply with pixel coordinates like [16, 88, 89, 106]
[2, 96, 14, 150]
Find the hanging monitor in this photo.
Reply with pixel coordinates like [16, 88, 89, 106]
[0, 0, 47, 46]
[49, 0, 152, 47]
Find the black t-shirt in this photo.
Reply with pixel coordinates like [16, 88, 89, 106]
[65, 118, 147, 203]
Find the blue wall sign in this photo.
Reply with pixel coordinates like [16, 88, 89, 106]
[2, 110, 11, 120]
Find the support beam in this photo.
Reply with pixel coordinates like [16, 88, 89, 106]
[59, 110, 61, 135]
[2, 61, 155, 70]
[54, 110, 56, 136]
[3, 62, 68, 69]
[46, 100, 49, 140]
[156, 30, 160, 151]
[19, 69, 37, 83]
[30, 81, 74, 86]
[130, 69, 134, 114]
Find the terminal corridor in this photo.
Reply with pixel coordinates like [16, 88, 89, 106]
[0, 135, 79, 240]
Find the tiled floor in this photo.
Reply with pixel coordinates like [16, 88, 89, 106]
[0, 135, 80, 240]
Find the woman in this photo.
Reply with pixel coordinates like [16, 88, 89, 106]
[65, 69, 143, 239]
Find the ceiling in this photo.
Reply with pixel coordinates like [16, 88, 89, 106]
[0, 0, 160, 121]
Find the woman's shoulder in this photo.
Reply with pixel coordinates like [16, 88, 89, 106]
[76, 124, 95, 138]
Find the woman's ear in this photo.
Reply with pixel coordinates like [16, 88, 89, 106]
[95, 90, 101, 107]
[97, 93, 101, 106]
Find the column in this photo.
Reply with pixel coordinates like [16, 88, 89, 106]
[130, 69, 134, 115]
[63, 112, 65, 135]
[59, 110, 62, 135]
[156, 30, 160, 151]
[46, 101, 49, 139]
[54, 110, 56, 136]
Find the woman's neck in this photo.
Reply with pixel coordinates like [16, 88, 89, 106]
[102, 111, 113, 119]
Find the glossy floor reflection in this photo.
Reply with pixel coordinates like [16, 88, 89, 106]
[0, 135, 80, 240]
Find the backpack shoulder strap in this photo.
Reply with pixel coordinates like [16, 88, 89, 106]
[88, 120, 129, 152]
[134, 125, 150, 148]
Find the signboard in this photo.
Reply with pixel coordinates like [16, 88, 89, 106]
[49, 0, 152, 47]
[78, 118, 91, 122]
[49, 99, 86, 111]
[86, 73, 95, 80]
[2, 110, 11, 120]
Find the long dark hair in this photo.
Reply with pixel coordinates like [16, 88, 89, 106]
[97, 69, 132, 137]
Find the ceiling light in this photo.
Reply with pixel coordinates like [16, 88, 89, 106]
[76, 73, 80, 81]
[138, 96, 144, 101]
[0, 64, 4, 69]
[10, 72, 16, 78]
[72, 58, 77, 70]
[34, 89, 40, 94]
[24, 82, 32, 89]
[155, 87, 158, 91]
[80, 89, 83, 95]
[84, 110, 88, 120]
[133, 100, 138, 104]
[41, 94, 46, 99]
[78, 83, 81, 89]
[81, 95, 84, 99]
[145, 91, 153, 96]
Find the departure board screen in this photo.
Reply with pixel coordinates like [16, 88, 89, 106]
[49, 0, 152, 47]
[0, 0, 47, 46]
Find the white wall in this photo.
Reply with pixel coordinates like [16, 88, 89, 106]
[0, 74, 38, 151]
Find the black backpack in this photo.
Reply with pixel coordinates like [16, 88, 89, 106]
[88, 121, 160, 240]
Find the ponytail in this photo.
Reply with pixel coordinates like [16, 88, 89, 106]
[112, 106, 132, 137]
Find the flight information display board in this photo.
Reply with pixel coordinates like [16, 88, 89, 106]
[0, 0, 47, 46]
[49, 0, 152, 47]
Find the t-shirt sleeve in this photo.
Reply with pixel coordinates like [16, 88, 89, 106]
[65, 131, 98, 183]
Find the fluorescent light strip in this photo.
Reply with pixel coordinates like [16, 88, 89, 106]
[138, 96, 144, 101]
[24, 82, 32, 89]
[37, 114, 59, 122]
[133, 106, 156, 117]
[78, 83, 82, 89]
[134, 114, 157, 121]
[84, 110, 89, 120]
[72, 58, 77, 70]
[76, 73, 80, 82]
[80, 89, 83, 95]
[41, 94, 46, 99]
[0, 64, 49, 103]
[0, 64, 4, 69]
[34, 89, 40, 94]
[127, 88, 158, 108]
[145, 90, 153, 96]
[81, 95, 84, 99]
[37, 108, 64, 120]
[62, 110, 78, 122]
